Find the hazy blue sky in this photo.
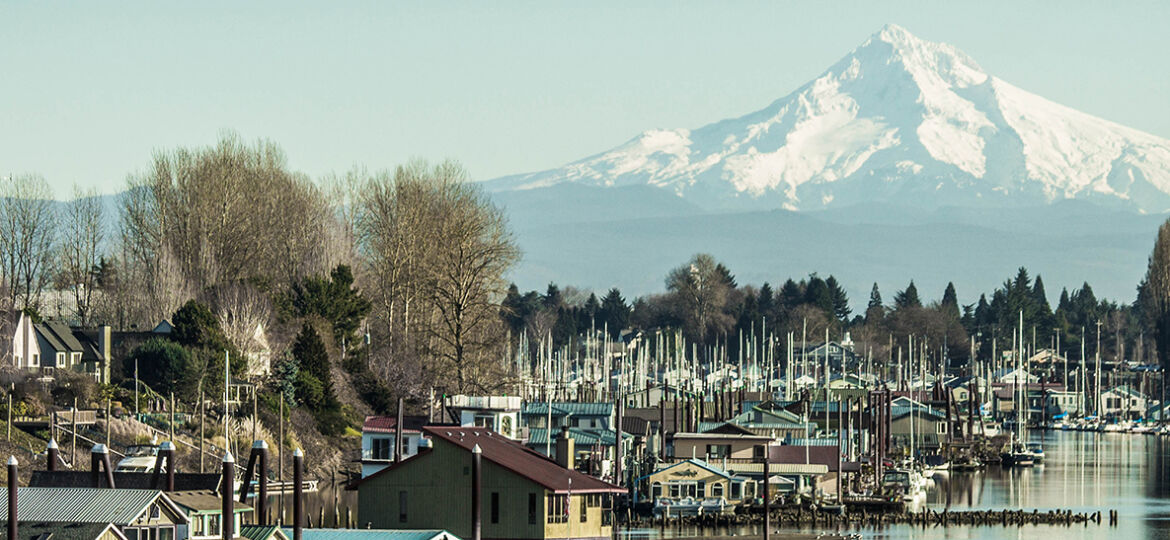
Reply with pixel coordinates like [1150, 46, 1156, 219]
[3, 1, 1167, 197]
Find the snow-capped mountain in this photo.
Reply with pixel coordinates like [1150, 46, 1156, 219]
[489, 24, 1170, 213]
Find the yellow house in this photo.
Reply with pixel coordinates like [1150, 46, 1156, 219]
[640, 459, 754, 505]
[351, 426, 625, 540]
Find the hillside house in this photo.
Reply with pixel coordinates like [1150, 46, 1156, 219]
[444, 395, 522, 439]
[361, 415, 427, 478]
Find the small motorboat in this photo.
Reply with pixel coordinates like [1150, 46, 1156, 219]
[1026, 442, 1045, 464]
[1001, 445, 1034, 467]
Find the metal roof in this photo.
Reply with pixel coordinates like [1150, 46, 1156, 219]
[362, 415, 425, 434]
[0, 488, 184, 525]
[424, 427, 623, 495]
[241, 525, 286, 540]
[168, 490, 252, 514]
[0, 521, 127, 540]
[524, 427, 623, 447]
[522, 402, 612, 417]
[280, 528, 460, 540]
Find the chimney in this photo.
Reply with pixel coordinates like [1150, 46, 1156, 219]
[46, 439, 58, 472]
[222, 452, 234, 540]
[471, 444, 482, 540]
[160, 441, 175, 491]
[555, 430, 574, 470]
[7, 456, 16, 540]
[293, 448, 303, 540]
[91, 444, 106, 487]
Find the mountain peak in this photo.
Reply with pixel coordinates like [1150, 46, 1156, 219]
[488, 26, 1170, 213]
[873, 23, 917, 45]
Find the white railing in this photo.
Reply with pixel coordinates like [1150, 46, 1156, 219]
[446, 395, 521, 411]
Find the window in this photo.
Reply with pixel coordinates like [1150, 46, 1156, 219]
[937, 423, 947, 434]
[151, 504, 161, 519]
[372, 438, 392, 460]
[546, 494, 567, 524]
[207, 515, 221, 536]
[475, 415, 496, 431]
[730, 482, 742, 500]
[580, 494, 588, 523]
[160, 528, 173, 540]
[706, 444, 731, 459]
[56, 352, 65, 367]
[399, 490, 408, 523]
[651, 482, 662, 499]
[528, 493, 537, 525]
[668, 484, 680, 498]
[125, 529, 139, 540]
[753, 446, 766, 460]
[711, 483, 724, 498]
[491, 492, 500, 524]
[696, 481, 705, 498]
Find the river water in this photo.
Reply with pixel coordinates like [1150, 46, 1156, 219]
[625, 430, 1170, 540]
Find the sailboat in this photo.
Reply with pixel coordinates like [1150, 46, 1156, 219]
[1002, 312, 1035, 467]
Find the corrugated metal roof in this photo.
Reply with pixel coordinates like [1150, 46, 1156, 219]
[241, 525, 285, 540]
[424, 427, 623, 495]
[0, 488, 181, 524]
[280, 528, 459, 540]
[524, 427, 621, 446]
[0, 521, 127, 540]
[522, 402, 612, 417]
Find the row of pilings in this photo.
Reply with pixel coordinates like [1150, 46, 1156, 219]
[630, 507, 1117, 529]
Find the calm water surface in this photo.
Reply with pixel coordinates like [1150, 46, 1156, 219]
[625, 430, 1170, 540]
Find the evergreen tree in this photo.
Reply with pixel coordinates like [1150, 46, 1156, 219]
[941, 282, 960, 320]
[584, 293, 601, 321]
[715, 263, 738, 289]
[292, 323, 334, 411]
[865, 283, 885, 324]
[779, 279, 803, 312]
[826, 275, 851, 322]
[974, 294, 991, 329]
[893, 281, 922, 310]
[758, 282, 776, 321]
[543, 283, 563, 309]
[1142, 219, 1170, 370]
[599, 288, 631, 338]
[281, 264, 372, 343]
[804, 275, 834, 316]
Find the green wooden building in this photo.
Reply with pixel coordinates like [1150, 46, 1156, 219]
[350, 427, 623, 540]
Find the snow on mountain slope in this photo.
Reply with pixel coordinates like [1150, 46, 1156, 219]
[488, 24, 1170, 213]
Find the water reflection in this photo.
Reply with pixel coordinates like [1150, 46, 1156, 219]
[624, 430, 1170, 540]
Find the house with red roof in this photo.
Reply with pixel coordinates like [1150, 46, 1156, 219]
[350, 426, 624, 540]
[360, 415, 428, 478]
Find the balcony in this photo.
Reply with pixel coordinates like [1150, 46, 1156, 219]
[446, 395, 521, 411]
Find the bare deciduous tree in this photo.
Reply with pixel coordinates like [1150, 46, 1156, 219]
[0, 174, 57, 313]
[60, 185, 105, 325]
[360, 161, 520, 393]
[121, 133, 333, 328]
